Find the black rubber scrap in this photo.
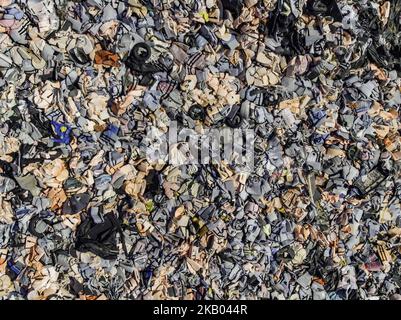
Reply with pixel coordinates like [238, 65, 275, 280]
[304, 0, 343, 22]
[144, 169, 162, 197]
[188, 104, 206, 121]
[131, 42, 151, 62]
[75, 212, 122, 260]
[68, 277, 84, 296]
[220, 0, 244, 19]
[62, 193, 90, 214]
[28, 214, 53, 238]
[125, 42, 164, 75]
